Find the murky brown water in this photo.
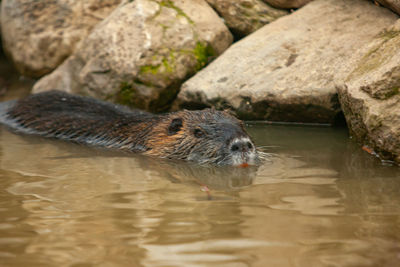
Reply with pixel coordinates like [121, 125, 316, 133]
[0, 121, 399, 267]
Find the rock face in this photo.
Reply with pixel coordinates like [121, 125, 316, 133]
[338, 20, 400, 164]
[205, 0, 288, 38]
[33, 0, 232, 112]
[1, 0, 122, 78]
[377, 0, 400, 16]
[262, 0, 312, 9]
[176, 0, 398, 123]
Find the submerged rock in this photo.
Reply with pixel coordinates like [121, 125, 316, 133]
[338, 20, 400, 164]
[377, 0, 400, 16]
[33, 0, 232, 112]
[176, 0, 397, 123]
[206, 0, 288, 38]
[1, 0, 122, 78]
[261, 0, 312, 9]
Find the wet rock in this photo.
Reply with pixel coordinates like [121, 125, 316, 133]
[1, 0, 122, 78]
[261, 0, 312, 9]
[338, 20, 400, 164]
[376, 0, 400, 16]
[206, 0, 288, 38]
[176, 0, 397, 123]
[33, 0, 232, 112]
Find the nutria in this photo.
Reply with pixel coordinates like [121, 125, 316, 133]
[0, 91, 259, 166]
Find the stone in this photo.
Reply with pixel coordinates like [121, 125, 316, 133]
[206, 0, 288, 38]
[33, 0, 232, 112]
[1, 0, 122, 78]
[176, 0, 397, 123]
[338, 20, 400, 164]
[261, 0, 313, 9]
[377, 0, 400, 16]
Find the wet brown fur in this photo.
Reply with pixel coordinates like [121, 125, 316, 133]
[0, 91, 255, 165]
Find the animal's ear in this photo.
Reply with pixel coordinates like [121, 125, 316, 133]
[168, 118, 183, 135]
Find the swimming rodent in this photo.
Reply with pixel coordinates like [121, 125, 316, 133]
[0, 91, 259, 166]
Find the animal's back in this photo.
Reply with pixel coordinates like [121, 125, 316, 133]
[0, 91, 157, 149]
[0, 91, 260, 166]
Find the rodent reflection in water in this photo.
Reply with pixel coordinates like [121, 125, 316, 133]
[138, 156, 257, 191]
[0, 130, 257, 194]
[0, 91, 260, 166]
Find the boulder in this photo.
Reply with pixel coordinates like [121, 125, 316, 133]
[261, 0, 312, 9]
[1, 0, 122, 78]
[33, 0, 232, 112]
[205, 0, 288, 38]
[377, 0, 400, 16]
[176, 0, 398, 123]
[338, 20, 400, 164]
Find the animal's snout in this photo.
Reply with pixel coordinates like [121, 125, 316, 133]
[230, 138, 254, 153]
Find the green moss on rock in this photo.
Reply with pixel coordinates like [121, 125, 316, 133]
[139, 50, 176, 79]
[193, 41, 215, 70]
[115, 80, 153, 110]
[159, 0, 194, 24]
[140, 64, 161, 75]
[116, 82, 136, 107]
[150, 0, 194, 24]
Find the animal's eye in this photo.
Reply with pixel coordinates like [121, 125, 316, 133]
[193, 128, 205, 138]
[168, 118, 183, 135]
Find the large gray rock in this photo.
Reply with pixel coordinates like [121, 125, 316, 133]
[176, 0, 398, 123]
[338, 20, 400, 164]
[1, 0, 122, 78]
[377, 0, 400, 16]
[33, 0, 232, 112]
[262, 0, 312, 9]
[206, 0, 288, 38]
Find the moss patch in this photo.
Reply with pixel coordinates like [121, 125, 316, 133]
[140, 64, 161, 75]
[162, 50, 175, 73]
[115, 80, 153, 110]
[150, 0, 194, 24]
[116, 82, 137, 107]
[139, 50, 176, 79]
[159, 0, 194, 24]
[193, 41, 215, 70]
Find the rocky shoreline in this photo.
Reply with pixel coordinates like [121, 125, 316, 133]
[1, 0, 400, 164]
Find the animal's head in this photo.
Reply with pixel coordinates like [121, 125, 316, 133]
[145, 109, 259, 166]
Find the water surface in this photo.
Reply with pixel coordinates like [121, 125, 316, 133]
[0, 123, 399, 267]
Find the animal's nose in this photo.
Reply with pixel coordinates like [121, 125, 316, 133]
[230, 139, 254, 153]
